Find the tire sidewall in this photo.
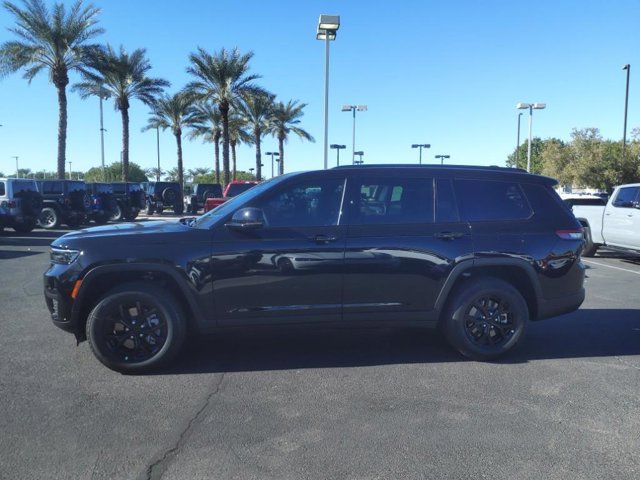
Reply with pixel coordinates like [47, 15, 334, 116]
[86, 287, 186, 373]
[38, 207, 59, 229]
[444, 278, 528, 360]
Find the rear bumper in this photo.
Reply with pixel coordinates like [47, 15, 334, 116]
[536, 288, 585, 320]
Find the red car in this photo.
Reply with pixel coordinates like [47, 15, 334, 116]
[203, 181, 259, 212]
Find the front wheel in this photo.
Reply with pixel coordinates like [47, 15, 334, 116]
[86, 283, 187, 373]
[442, 277, 528, 361]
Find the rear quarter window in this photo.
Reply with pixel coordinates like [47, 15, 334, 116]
[521, 183, 575, 222]
[454, 179, 532, 221]
[0, 182, 5, 196]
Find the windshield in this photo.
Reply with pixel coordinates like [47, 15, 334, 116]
[68, 181, 85, 192]
[192, 178, 280, 229]
[227, 183, 256, 197]
[94, 183, 113, 194]
[11, 179, 38, 193]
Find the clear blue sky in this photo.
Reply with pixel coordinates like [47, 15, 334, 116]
[0, 0, 638, 176]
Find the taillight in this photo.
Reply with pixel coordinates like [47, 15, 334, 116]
[556, 228, 583, 240]
[93, 197, 101, 206]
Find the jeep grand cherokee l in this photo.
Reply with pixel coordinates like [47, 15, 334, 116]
[44, 165, 585, 373]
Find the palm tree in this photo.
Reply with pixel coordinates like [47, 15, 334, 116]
[74, 45, 168, 181]
[238, 92, 275, 181]
[270, 100, 314, 175]
[189, 102, 222, 183]
[143, 92, 197, 201]
[0, 0, 103, 179]
[145, 167, 164, 181]
[228, 112, 251, 181]
[187, 167, 210, 183]
[164, 167, 179, 182]
[187, 47, 265, 185]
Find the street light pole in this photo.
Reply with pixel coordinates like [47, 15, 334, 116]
[156, 127, 161, 181]
[516, 112, 522, 166]
[435, 154, 450, 165]
[265, 152, 279, 178]
[516, 102, 546, 173]
[99, 86, 106, 181]
[342, 105, 367, 164]
[317, 15, 340, 170]
[411, 144, 431, 164]
[330, 144, 346, 166]
[354, 150, 364, 165]
[623, 64, 631, 160]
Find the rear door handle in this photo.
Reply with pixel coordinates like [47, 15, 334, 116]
[434, 231, 464, 240]
[312, 234, 338, 244]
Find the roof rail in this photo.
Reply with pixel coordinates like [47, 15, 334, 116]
[332, 164, 528, 173]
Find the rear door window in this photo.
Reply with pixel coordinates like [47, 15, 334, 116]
[455, 179, 532, 221]
[612, 187, 640, 208]
[351, 177, 434, 225]
[0, 182, 5, 196]
[435, 178, 459, 223]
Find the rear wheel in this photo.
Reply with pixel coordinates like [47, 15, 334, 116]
[13, 219, 37, 233]
[145, 203, 155, 216]
[442, 277, 528, 360]
[582, 226, 598, 257]
[86, 283, 187, 373]
[110, 203, 124, 222]
[38, 207, 60, 229]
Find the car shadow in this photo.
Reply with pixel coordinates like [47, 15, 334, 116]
[594, 250, 640, 267]
[0, 229, 63, 248]
[156, 308, 640, 375]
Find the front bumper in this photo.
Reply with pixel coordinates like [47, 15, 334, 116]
[44, 275, 77, 333]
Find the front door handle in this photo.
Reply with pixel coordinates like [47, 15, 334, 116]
[434, 231, 464, 240]
[313, 234, 338, 244]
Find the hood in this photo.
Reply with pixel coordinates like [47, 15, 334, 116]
[51, 220, 188, 249]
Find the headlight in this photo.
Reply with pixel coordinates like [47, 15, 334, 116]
[50, 248, 81, 265]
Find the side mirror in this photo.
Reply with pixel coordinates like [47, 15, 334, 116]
[226, 207, 265, 230]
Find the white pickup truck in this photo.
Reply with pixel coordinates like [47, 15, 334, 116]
[564, 184, 640, 257]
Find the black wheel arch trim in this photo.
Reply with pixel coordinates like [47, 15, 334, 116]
[434, 257, 544, 319]
[71, 262, 206, 330]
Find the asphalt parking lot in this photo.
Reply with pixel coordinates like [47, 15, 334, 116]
[1, 226, 639, 480]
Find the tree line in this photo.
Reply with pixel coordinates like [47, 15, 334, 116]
[0, 0, 313, 187]
[507, 128, 640, 191]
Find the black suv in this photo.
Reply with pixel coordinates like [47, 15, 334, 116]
[44, 165, 585, 373]
[37, 180, 89, 229]
[86, 182, 118, 225]
[144, 181, 183, 215]
[111, 182, 145, 221]
[185, 183, 223, 213]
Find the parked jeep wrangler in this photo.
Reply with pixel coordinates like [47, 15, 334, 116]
[110, 182, 145, 221]
[144, 181, 183, 215]
[185, 183, 223, 214]
[36, 180, 89, 229]
[0, 178, 43, 233]
[86, 182, 118, 225]
[45, 165, 586, 373]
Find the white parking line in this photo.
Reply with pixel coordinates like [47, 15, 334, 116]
[583, 259, 640, 275]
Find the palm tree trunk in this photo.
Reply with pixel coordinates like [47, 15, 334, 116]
[220, 102, 231, 185]
[56, 85, 68, 179]
[231, 141, 237, 180]
[254, 127, 262, 181]
[121, 107, 130, 182]
[214, 133, 220, 183]
[176, 131, 185, 212]
[278, 134, 285, 175]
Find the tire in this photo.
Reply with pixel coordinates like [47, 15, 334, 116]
[174, 205, 184, 215]
[442, 277, 528, 361]
[66, 216, 81, 229]
[13, 219, 36, 233]
[582, 226, 598, 257]
[86, 283, 187, 373]
[111, 203, 124, 222]
[145, 204, 155, 216]
[93, 214, 109, 225]
[38, 207, 60, 229]
[124, 209, 139, 221]
[157, 206, 164, 215]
